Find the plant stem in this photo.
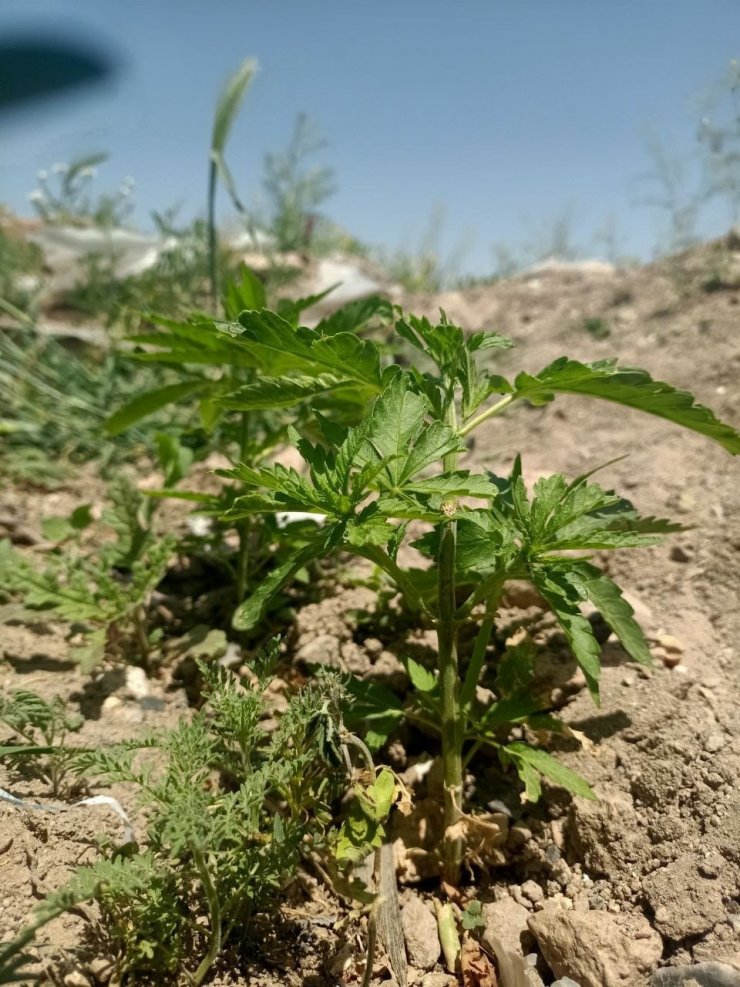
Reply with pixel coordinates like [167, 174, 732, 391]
[459, 393, 516, 438]
[437, 402, 464, 886]
[191, 846, 222, 987]
[207, 157, 219, 310]
[459, 583, 505, 711]
[236, 411, 251, 604]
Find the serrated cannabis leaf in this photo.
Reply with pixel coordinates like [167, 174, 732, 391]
[405, 657, 438, 693]
[503, 742, 596, 802]
[232, 538, 329, 631]
[218, 374, 353, 411]
[514, 358, 740, 453]
[106, 379, 211, 435]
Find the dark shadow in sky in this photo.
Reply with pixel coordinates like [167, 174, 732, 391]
[0, 35, 116, 112]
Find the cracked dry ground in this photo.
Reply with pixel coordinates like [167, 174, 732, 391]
[1, 241, 739, 985]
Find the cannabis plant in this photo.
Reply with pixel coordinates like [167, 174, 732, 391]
[106, 268, 393, 607]
[0, 652, 393, 984]
[206, 307, 740, 884]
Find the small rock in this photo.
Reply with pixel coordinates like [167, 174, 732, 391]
[123, 666, 149, 700]
[87, 957, 115, 983]
[643, 855, 728, 939]
[528, 907, 662, 987]
[670, 545, 693, 563]
[622, 675, 637, 687]
[650, 962, 740, 986]
[521, 880, 545, 905]
[421, 974, 457, 987]
[63, 972, 93, 987]
[552, 980, 583, 987]
[296, 633, 343, 668]
[657, 633, 684, 654]
[482, 897, 535, 956]
[704, 733, 726, 754]
[508, 825, 533, 848]
[401, 895, 440, 970]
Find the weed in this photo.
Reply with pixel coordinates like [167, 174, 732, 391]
[28, 154, 135, 230]
[0, 690, 83, 796]
[106, 270, 393, 609]
[261, 112, 337, 254]
[0, 330, 198, 484]
[209, 305, 740, 885]
[0, 476, 177, 671]
[0, 218, 44, 316]
[0, 650, 394, 984]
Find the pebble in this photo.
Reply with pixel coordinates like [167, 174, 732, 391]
[123, 666, 149, 700]
[63, 972, 93, 987]
[87, 958, 115, 983]
[704, 733, 726, 754]
[521, 880, 545, 904]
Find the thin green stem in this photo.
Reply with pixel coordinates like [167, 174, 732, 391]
[207, 157, 219, 310]
[459, 393, 516, 438]
[354, 545, 430, 616]
[0, 295, 36, 328]
[236, 411, 251, 604]
[190, 847, 222, 987]
[459, 583, 505, 712]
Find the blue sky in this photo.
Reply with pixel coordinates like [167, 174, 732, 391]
[2, 1, 739, 276]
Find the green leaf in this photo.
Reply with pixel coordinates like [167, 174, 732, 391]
[233, 310, 383, 386]
[40, 516, 73, 543]
[514, 358, 740, 454]
[365, 767, 396, 820]
[503, 741, 596, 801]
[222, 264, 266, 319]
[529, 566, 602, 701]
[106, 380, 211, 435]
[566, 563, 652, 667]
[232, 537, 329, 631]
[495, 636, 538, 699]
[461, 899, 486, 931]
[478, 695, 543, 731]
[219, 374, 352, 411]
[405, 657, 437, 693]
[315, 296, 393, 336]
[0, 745, 59, 757]
[404, 471, 499, 499]
[343, 677, 404, 751]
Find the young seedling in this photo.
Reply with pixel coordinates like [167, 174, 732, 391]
[214, 307, 740, 885]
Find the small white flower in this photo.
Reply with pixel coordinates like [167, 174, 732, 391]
[28, 189, 45, 203]
[122, 176, 135, 187]
[79, 166, 98, 179]
[51, 162, 69, 174]
[36, 169, 48, 181]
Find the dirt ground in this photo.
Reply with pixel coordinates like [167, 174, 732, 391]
[1, 240, 739, 986]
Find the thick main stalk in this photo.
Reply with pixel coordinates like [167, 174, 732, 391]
[437, 401, 464, 885]
[437, 520, 464, 885]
